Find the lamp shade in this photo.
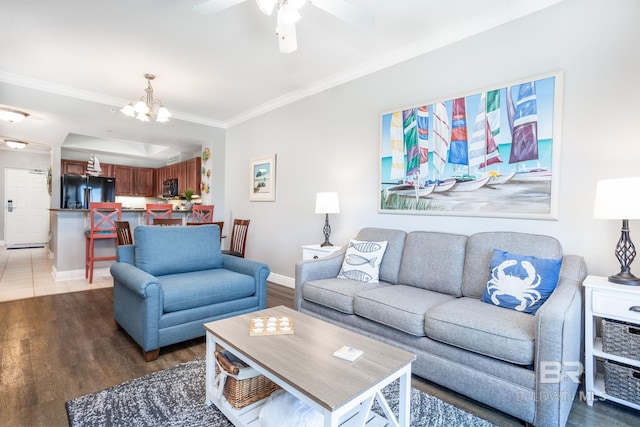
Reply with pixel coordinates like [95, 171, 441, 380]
[594, 177, 640, 219]
[315, 192, 340, 214]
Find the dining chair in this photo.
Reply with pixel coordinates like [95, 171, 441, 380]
[187, 220, 224, 239]
[222, 219, 250, 258]
[191, 204, 214, 223]
[115, 221, 133, 246]
[153, 218, 182, 226]
[145, 203, 173, 225]
[85, 202, 122, 283]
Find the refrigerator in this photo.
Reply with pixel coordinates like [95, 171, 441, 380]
[61, 174, 116, 209]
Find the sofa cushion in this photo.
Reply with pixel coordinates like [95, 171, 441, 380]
[481, 249, 562, 314]
[302, 278, 389, 314]
[355, 228, 406, 285]
[160, 269, 256, 313]
[134, 225, 223, 276]
[354, 285, 455, 336]
[461, 232, 563, 298]
[337, 239, 388, 283]
[398, 231, 467, 296]
[425, 297, 537, 365]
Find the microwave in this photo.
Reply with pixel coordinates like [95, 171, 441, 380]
[163, 178, 179, 198]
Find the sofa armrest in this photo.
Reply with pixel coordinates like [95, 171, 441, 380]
[222, 255, 270, 309]
[110, 262, 161, 298]
[533, 254, 587, 426]
[294, 250, 345, 310]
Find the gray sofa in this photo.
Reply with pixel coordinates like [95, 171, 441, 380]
[295, 228, 587, 427]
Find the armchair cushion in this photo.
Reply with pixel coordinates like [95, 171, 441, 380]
[160, 269, 257, 313]
[134, 225, 223, 276]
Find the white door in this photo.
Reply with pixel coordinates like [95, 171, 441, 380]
[5, 168, 50, 246]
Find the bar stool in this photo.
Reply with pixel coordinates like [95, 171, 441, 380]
[191, 204, 214, 223]
[85, 202, 122, 283]
[145, 203, 172, 224]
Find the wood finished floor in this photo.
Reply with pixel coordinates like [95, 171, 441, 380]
[1, 283, 639, 426]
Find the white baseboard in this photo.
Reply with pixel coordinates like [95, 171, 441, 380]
[53, 266, 111, 282]
[267, 272, 295, 289]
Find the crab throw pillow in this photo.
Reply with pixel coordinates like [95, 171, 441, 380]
[481, 249, 562, 315]
[337, 239, 388, 283]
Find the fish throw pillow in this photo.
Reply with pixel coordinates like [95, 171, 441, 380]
[337, 239, 388, 283]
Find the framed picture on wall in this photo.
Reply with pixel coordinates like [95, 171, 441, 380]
[379, 71, 563, 220]
[249, 154, 276, 201]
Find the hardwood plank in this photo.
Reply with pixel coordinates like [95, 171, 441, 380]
[1, 283, 639, 426]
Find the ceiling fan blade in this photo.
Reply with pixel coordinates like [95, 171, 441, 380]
[192, 0, 248, 15]
[310, 0, 374, 29]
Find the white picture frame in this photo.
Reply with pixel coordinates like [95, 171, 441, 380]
[249, 154, 276, 202]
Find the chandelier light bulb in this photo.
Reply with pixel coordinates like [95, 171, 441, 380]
[121, 104, 135, 117]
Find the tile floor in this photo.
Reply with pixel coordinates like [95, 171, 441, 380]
[0, 245, 112, 303]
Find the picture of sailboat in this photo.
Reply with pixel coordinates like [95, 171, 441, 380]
[507, 82, 552, 182]
[445, 97, 491, 192]
[379, 72, 559, 218]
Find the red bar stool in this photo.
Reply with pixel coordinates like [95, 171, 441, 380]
[145, 203, 172, 224]
[85, 202, 122, 283]
[191, 204, 214, 223]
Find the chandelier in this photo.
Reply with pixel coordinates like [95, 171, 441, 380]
[121, 74, 171, 122]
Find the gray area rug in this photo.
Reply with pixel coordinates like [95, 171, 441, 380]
[66, 359, 496, 426]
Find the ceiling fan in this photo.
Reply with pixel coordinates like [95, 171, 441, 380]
[193, 0, 373, 53]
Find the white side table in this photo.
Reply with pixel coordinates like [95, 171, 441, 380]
[302, 244, 342, 260]
[583, 275, 640, 409]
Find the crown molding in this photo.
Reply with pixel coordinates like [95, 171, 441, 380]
[0, 71, 224, 128]
[225, 0, 563, 127]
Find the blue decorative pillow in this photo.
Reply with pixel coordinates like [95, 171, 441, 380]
[337, 239, 388, 283]
[481, 249, 562, 315]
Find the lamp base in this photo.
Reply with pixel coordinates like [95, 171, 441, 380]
[320, 241, 333, 247]
[609, 272, 640, 286]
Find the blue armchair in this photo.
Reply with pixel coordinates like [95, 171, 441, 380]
[110, 224, 269, 361]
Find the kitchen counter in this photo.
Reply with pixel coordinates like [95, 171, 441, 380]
[49, 209, 193, 281]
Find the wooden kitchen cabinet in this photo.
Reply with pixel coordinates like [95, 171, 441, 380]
[133, 168, 154, 196]
[61, 160, 87, 175]
[186, 157, 201, 194]
[114, 165, 133, 195]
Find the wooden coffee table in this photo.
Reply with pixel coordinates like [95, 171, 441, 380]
[204, 306, 416, 427]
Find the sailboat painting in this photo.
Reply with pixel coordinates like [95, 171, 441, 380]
[379, 71, 562, 219]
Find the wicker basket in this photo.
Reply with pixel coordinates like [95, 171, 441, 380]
[604, 360, 640, 405]
[602, 318, 640, 360]
[214, 350, 280, 409]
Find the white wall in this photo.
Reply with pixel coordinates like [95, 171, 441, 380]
[225, 0, 640, 285]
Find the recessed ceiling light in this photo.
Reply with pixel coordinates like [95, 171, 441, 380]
[0, 108, 29, 123]
[5, 140, 28, 149]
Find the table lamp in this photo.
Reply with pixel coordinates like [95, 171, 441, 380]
[594, 177, 640, 286]
[315, 192, 340, 247]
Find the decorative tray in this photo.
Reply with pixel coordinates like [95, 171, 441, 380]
[249, 315, 294, 336]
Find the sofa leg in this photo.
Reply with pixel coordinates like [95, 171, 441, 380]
[144, 348, 160, 362]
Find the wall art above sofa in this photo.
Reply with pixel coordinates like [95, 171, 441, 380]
[379, 71, 563, 220]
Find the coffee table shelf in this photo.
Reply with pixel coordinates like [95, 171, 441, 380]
[205, 306, 415, 427]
